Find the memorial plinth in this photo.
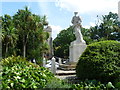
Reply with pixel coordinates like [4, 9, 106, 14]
[69, 42, 87, 64]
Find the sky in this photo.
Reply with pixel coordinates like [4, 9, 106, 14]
[1, 0, 120, 39]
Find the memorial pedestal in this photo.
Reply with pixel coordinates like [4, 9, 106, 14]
[59, 42, 87, 70]
[69, 42, 87, 64]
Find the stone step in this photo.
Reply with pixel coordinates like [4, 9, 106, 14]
[55, 75, 80, 84]
[58, 67, 76, 71]
[58, 63, 76, 70]
[55, 75, 76, 80]
[56, 70, 76, 76]
[55, 70, 79, 84]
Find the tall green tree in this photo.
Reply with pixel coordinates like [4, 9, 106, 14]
[90, 12, 120, 41]
[13, 7, 34, 57]
[13, 7, 48, 58]
[81, 28, 93, 44]
[53, 26, 75, 58]
[2, 14, 18, 58]
[13, 7, 49, 63]
[27, 14, 49, 62]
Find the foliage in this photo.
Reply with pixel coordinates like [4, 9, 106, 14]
[115, 82, 120, 89]
[13, 6, 49, 58]
[89, 12, 120, 42]
[71, 80, 115, 89]
[2, 14, 18, 58]
[45, 77, 71, 88]
[76, 40, 120, 83]
[81, 28, 93, 45]
[2, 56, 54, 89]
[13, 6, 35, 57]
[53, 26, 76, 58]
[2, 7, 49, 65]
[26, 25, 49, 63]
[1, 55, 33, 67]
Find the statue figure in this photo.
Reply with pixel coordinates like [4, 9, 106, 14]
[71, 12, 85, 44]
[44, 25, 52, 32]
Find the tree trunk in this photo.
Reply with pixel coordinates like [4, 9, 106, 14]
[23, 35, 26, 58]
[5, 43, 8, 58]
[23, 43, 26, 58]
[23, 34, 28, 58]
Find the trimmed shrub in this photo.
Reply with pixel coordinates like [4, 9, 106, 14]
[76, 40, 120, 83]
[2, 56, 54, 89]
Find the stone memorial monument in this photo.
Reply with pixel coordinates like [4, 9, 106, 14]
[59, 12, 87, 70]
[118, 1, 120, 21]
[69, 12, 87, 64]
[44, 25, 53, 58]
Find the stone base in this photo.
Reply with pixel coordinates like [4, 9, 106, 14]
[59, 42, 87, 70]
[69, 42, 87, 63]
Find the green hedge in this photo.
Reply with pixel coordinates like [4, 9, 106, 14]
[2, 56, 54, 89]
[76, 40, 120, 83]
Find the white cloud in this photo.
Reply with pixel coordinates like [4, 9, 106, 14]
[55, 0, 119, 14]
[1, 0, 56, 2]
[83, 22, 96, 29]
[83, 25, 90, 29]
[90, 22, 96, 27]
[50, 25, 63, 39]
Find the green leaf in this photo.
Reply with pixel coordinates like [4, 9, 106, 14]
[10, 83, 14, 87]
[106, 82, 115, 88]
[20, 79, 25, 83]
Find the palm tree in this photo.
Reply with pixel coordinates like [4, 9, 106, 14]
[2, 14, 18, 58]
[13, 6, 35, 57]
[27, 14, 49, 59]
[13, 6, 49, 59]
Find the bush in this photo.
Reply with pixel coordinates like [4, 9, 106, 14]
[76, 40, 120, 83]
[115, 82, 120, 89]
[2, 56, 29, 67]
[71, 80, 115, 89]
[45, 77, 71, 88]
[2, 56, 54, 89]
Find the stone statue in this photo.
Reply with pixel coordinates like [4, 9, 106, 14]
[44, 26, 52, 32]
[69, 12, 87, 64]
[71, 12, 85, 44]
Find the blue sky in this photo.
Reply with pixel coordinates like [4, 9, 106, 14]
[1, 0, 120, 39]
